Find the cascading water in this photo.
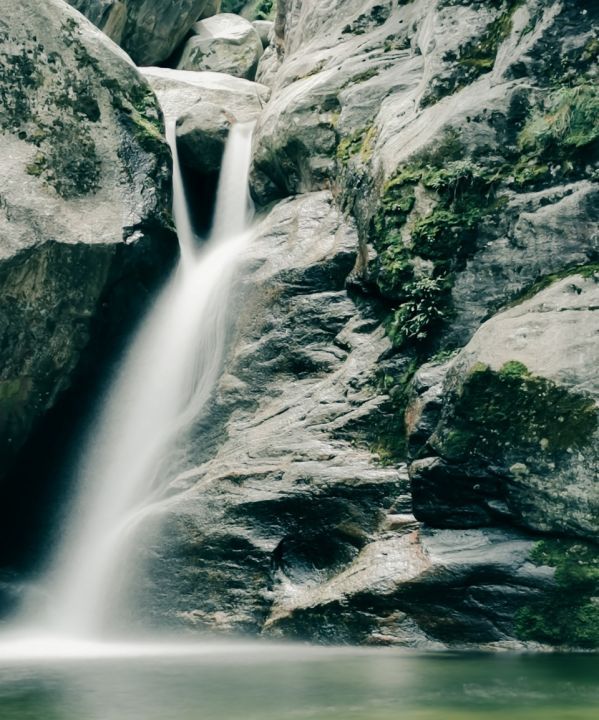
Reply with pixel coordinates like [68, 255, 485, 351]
[15, 120, 255, 640]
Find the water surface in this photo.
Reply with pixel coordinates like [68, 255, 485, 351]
[0, 643, 596, 720]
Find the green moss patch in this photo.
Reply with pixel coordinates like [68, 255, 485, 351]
[508, 263, 599, 308]
[369, 137, 503, 349]
[3, 20, 168, 200]
[512, 83, 599, 189]
[516, 539, 599, 649]
[369, 358, 419, 463]
[438, 361, 598, 464]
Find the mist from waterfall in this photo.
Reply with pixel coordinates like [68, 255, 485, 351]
[16, 121, 255, 639]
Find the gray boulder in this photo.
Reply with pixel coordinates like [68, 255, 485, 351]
[141, 67, 269, 174]
[67, 0, 220, 65]
[177, 13, 263, 80]
[411, 272, 599, 541]
[0, 0, 175, 480]
[253, 20, 273, 47]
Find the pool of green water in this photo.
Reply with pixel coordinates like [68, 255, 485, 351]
[0, 645, 597, 720]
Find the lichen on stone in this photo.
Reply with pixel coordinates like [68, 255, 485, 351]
[422, 0, 524, 106]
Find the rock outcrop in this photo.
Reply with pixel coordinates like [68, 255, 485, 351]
[142, 67, 269, 175]
[0, 0, 175, 481]
[132, 0, 596, 649]
[177, 14, 264, 80]
[66, 0, 221, 65]
[410, 272, 599, 541]
[130, 191, 413, 637]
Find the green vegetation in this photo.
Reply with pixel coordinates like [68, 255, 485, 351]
[508, 263, 599, 307]
[232, 0, 276, 21]
[369, 75, 598, 349]
[516, 539, 599, 649]
[336, 126, 378, 165]
[512, 83, 599, 188]
[456, 1, 521, 71]
[370, 138, 503, 349]
[370, 358, 419, 462]
[438, 361, 598, 463]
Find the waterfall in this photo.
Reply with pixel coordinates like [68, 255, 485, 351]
[21, 121, 255, 639]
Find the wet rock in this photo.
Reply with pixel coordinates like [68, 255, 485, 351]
[264, 526, 553, 647]
[127, 192, 410, 635]
[0, 0, 175, 481]
[405, 359, 453, 458]
[66, 0, 220, 65]
[411, 273, 599, 541]
[178, 14, 263, 80]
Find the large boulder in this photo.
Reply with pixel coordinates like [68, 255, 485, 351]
[142, 67, 269, 174]
[264, 526, 553, 647]
[410, 272, 599, 541]
[177, 14, 263, 80]
[0, 0, 175, 481]
[66, 0, 220, 65]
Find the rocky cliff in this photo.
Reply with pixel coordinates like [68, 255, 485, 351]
[1, 0, 597, 649]
[130, 0, 597, 649]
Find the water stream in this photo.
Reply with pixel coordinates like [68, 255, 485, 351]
[16, 120, 255, 640]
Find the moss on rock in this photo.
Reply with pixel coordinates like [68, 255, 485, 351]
[511, 83, 599, 189]
[422, 0, 524, 106]
[438, 361, 598, 464]
[369, 136, 503, 350]
[516, 538, 599, 649]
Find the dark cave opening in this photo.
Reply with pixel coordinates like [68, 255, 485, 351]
[181, 164, 220, 239]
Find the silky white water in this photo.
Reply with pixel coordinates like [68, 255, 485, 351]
[12, 120, 255, 640]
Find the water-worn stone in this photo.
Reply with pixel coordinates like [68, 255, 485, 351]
[67, 0, 220, 65]
[126, 191, 411, 636]
[178, 14, 263, 80]
[264, 526, 553, 647]
[0, 0, 175, 482]
[411, 273, 599, 541]
[141, 67, 269, 174]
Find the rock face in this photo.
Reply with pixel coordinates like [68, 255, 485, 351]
[124, 191, 576, 649]
[130, 191, 415, 637]
[178, 14, 263, 80]
[0, 0, 175, 481]
[6, 0, 595, 651]
[66, 0, 220, 65]
[127, 0, 597, 649]
[410, 273, 599, 541]
[251, 0, 598, 349]
[141, 67, 269, 175]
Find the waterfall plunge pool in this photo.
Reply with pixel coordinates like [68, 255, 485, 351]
[0, 641, 597, 720]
